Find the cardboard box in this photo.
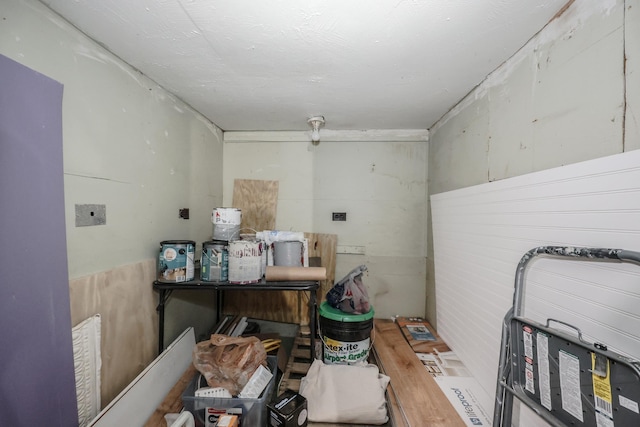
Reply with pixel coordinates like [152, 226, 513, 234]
[215, 414, 238, 427]
[267, 390, 308, 427]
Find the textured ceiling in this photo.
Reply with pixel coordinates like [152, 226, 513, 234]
[41, 0, 569, 132]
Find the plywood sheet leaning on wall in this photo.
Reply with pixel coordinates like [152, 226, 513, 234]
[224, 179, 337, 325]
[225, 179, 289, 321]
[232, 179, 279, 233]
[305, 231, 337, 304]
[69, 259, 158, 407]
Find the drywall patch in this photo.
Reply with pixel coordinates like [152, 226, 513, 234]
[75, 204, 106, 227]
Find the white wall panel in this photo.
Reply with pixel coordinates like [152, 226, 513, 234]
[432, 149, 640, 425]
[626, 0, 640, 151]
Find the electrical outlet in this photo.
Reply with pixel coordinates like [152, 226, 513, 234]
[75, 204, 106, 227]
[332, 212, 347, 221]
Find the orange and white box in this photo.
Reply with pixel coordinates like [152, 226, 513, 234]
[216, 414, 239, 427]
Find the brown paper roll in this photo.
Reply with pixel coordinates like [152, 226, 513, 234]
[265, 266, 327, 281]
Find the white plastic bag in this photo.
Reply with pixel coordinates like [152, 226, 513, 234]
[325, 265, 371, 314]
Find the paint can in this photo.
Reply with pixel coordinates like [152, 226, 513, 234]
[273, 241, 304, 267]
[319, 301, 374, 365]
[200, 240, 228, 282]
[211, 207, 242, 241]
[157, 240, 195, 283]
[227, 240, 264, 284]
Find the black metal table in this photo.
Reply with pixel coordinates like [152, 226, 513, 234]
[153, 278, 319, 360]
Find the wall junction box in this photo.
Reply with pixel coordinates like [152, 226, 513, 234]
[75, 204, 106, 227]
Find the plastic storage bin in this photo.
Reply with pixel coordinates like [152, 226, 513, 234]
[182, 356, 277, 427]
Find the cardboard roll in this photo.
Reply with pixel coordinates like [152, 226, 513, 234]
[265, 266, 326, 281]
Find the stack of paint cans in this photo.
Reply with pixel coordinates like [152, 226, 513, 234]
[156, 207, 268, 284]
[227, 238, 264, 284]
[211, 207, 242, 241]
[200, 239, 229, 282]
[157, 239, 230, 283]
[157, 240, 196, 283]
[210, 207, 264, 284]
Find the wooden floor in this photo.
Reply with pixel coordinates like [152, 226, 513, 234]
[278, 320, 466, 427]
[372, 319, 465, 426]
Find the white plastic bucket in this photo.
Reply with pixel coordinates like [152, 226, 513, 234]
[211, 208, 242, 241]
[273, 241, 303, 267]
[227, 240, 263, 284]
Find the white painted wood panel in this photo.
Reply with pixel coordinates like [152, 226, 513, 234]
[89, 328, 195, 427]
[431, 149, 640, 425]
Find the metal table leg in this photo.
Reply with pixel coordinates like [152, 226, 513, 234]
[216, 289, 223, 324]
[155, 289, 166, 355]
[309, 288, 317, 360]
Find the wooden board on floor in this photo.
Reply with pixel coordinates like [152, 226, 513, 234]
[373, 319, 465, 427]
[395, 316, 451, 354]
[279, 336, 312, 395]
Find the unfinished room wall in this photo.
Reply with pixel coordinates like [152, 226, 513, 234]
[627, 0, 640, 151]
[223, 136, 428, 319]
[426, 0, 632, 327]
[1, 0, 223, 407]
[427, 0, 639, 425]
[222, 141, 315, 231]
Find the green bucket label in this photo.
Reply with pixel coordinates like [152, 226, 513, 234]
[322, 336, 370, 364]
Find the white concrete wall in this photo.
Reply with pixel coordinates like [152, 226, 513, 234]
[223, 137, 428, 319]
[427, 0, 639, 327]
[1, 0, 224, 406]
[1, 0, 224, 278]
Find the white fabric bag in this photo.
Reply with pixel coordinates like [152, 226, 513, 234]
[299, 359, 390, 424]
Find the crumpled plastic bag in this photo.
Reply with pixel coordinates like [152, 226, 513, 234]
[325, 265, 371, 314]
[192, 334, 267, 396]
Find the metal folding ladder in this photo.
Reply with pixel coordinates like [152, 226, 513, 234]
[493, 246, 640, 427]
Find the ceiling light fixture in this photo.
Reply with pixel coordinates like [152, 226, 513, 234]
[307, 116, 325, 145]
